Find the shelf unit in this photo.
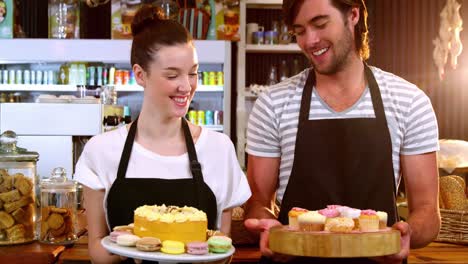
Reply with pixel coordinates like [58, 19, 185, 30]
[0, 39, 231, 136]
[0, 84, 224, 92]
[0, 39, 232, 179]
[246, 43, 301, 53]
[237, 0, 307, 168]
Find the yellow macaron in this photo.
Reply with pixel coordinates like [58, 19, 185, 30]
[161, 240, 185, 254]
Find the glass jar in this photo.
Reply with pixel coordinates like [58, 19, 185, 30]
[0, 130, 39, 245]
[48, 0, 80, 39]
[40, 167, 77, 245]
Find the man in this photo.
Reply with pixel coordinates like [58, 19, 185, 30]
[244, 0, 440, 263]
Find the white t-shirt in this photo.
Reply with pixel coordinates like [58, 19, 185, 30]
[75, 125, 251, 229]
[247, 66, 439, 203]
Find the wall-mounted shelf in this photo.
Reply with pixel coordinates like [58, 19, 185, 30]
[246, 0, 282, 9]
[115, 85, 224, 92]
[0, 84, 225, 93]
[0, 39, 229, 64]
[0, 84, 77, 92]
[201, 125, 223, 132]
[246, 44, 301, 53]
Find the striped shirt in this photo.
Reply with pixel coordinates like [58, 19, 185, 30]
[246, 66, 439, 203]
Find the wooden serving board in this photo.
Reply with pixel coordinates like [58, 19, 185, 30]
[269, 226, 400, 258]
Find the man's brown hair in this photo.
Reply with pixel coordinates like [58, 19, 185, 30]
[283, 0, 370, 60]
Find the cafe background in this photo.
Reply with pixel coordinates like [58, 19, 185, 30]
[0, 0, 467, 251]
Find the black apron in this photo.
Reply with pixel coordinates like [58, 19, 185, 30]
[106, 117, 218, 263]
[260, 65, 401, 264]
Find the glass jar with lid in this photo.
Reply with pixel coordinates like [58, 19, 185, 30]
[0, 130, 39, 245]
[40, 167, 77, 244]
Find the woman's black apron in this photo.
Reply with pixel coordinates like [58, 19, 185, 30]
[260, 65, 401, 264]
[106, 117, 217, 263]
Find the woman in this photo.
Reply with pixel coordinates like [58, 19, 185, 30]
[74, 5, 251, 263]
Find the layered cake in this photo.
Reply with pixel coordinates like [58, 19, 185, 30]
[133, 205, 207, 243]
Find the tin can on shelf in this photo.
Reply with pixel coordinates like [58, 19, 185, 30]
[214, 111, 223, 125]
[216, 72, 224, 86]
[205, 110, 214, 125]
[8, 70, 15, 84]
[2, 70, 8, 84]
[197, 110, 205, 125]
[122, 70, 130, 85]
[23, 70, 31, 85]
[208, 72, 216, 85]
[39, 167, 78, 245]
[188, 110, 197, 124]
[0, 130, 39, 245]
[15, 70, 22, 84]
[203, 72, 209, 85]
[114, 70, 123, 85]
[30, 70, 36, 85]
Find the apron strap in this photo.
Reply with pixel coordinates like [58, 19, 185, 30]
[116, 116, 139, 180]
[181, 118, 205, 210]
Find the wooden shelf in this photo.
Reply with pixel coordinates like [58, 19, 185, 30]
[246, 0, 282, 9]
[246, 44, 301, 53]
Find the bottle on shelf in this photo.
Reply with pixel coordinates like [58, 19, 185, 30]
[266, 66, 278, 86]
[292, 59, 301, 76]
[279, 60, 289, 82]
[59, 63, 69, 85]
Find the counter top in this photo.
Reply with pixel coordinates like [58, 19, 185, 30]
[0, 237, 466, 264]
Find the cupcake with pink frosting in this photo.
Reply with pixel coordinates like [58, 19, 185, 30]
[358, 209, 379, 232]
[318, 208, 340, 218]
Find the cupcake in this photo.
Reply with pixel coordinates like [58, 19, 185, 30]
[318, 208, 340, 218]
[340, 207, 361, 230]
[288, 207, 308, 230]
[376, 211, 388, 229]
[324, 217, 354, 233]
[359, 209, 379, 232]
[298, 211, 326, 231]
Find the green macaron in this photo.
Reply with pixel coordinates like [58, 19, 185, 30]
[207, 235, 232, 253]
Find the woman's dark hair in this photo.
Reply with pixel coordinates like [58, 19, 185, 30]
[283, 0, 369, 60]
[131, 5, 192, 71]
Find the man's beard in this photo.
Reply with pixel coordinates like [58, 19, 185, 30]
[310, 26, 354, 75]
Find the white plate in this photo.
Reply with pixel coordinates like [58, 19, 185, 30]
[101, 236, 235, 263]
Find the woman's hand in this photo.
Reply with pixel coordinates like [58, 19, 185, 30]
[371, 221, 411, 264]
[244, 218, 294, 262]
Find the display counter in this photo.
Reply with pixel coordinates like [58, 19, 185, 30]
[0, 210, 466, 264]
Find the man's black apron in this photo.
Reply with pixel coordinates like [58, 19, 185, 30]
[106, 117, 218, 263]
[260, 65, 400, 264]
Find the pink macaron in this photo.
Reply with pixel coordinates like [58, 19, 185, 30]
[186, 241, 209, 255]
[110, 230, 132, 243]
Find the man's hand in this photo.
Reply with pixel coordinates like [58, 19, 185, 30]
[372, 221, 411, 264]
[244, 218, 293, 262]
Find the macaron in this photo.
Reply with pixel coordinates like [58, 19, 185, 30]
[161, 240, 185, 254]
[207, 235, 232, 253]
[110, 230, 132, 243]
[116, 234, 140, 247]
[136, 237, 162, 252]
[186, 241, 209, 255]
[113, 225, 134, 233]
